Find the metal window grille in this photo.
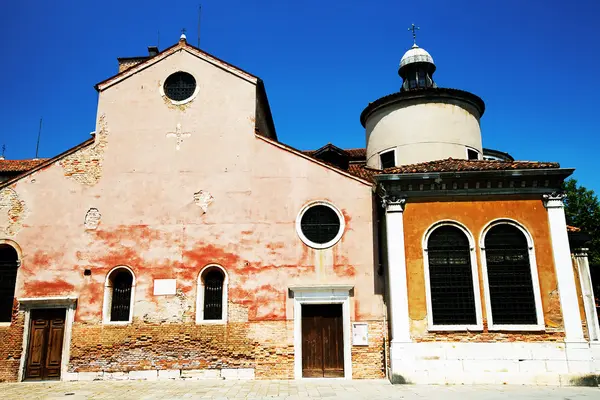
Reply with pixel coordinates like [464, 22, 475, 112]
[203, 270, 224, 320]
[427, 226, 477, 325]
[300, 205, 341, 245]
[164, 72, 196, 101]
[485, 224, 537, 325]
[110, 271, 133, 322]
[0, 246, 18, 323]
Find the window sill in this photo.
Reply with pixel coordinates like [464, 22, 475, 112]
[428, 324, 483, 332]
[103, 320, 132, 326]
[196, 319, 227, 325]
[0, 322, 12, 327]
[487, 324, 545, 331]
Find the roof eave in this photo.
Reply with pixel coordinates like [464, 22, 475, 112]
[375, 167, 575, 181]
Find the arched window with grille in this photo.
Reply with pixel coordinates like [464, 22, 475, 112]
[0, 244, 19, 323]
[481, 221, 544, 330]
[196, 265, 228, 324]
[424, 222, 482, 330]
[103, 267, 135, 324]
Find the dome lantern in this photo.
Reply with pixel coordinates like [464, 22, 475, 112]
[398, 25, 436, 91]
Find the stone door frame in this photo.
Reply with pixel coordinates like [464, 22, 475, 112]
[290, 285, 352, 380]
[17, 297, 77, 382]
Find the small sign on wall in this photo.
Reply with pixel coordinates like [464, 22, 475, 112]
[352, 322, 368, 346]
[153, 279, 177, 295]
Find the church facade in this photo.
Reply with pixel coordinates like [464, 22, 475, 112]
[0, 34, 598, 385]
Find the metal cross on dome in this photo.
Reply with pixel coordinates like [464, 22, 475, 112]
[408, 23, 420, 45]
[166, 123, 192, 150]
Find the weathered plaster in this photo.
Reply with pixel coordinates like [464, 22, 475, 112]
[402, 198, 564, 341]
[0, 188, 27, 236]
[59, 114, 108, 186]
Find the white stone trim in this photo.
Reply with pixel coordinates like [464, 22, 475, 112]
[290, 286, 352, 380]
[383, 199, 411, 343]
[573, 248, 600, 341]
[102, 266, 136, 325]
[378, 147, 397, 169]
[295, 201, 345, 250]
[159, 70, 201, 105]
[422, 220, 483, 331]
[543, 194, 585, 342]
[465, 146, 481, 160]
[479, 219, 545, 331]
[17, 296, 77, 382]
[196, 264, 228, 324]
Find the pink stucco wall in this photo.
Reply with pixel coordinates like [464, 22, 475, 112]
[1, 45, 383, 325]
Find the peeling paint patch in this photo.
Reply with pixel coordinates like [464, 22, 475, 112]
[84, 208, 101, 230]
[59, 114, 108, 185]
[193, 190, 214, 213]
[0, 187, 28, 236]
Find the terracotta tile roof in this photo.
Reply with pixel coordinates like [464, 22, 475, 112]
[302, 147, 366, 160]
[0, 158, 49, 173]
[348, 163, 377, 182]
[382, 158, 560, 174]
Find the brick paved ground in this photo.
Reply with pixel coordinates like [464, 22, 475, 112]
[0, 379, 598, 399]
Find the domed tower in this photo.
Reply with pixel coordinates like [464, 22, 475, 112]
[361, 26, 485, 169]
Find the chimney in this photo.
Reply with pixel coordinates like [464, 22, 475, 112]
[148, 46, 159, 57]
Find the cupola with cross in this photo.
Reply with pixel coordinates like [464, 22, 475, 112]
[360, 24, 486, 168]
[398, 24, 437, 91]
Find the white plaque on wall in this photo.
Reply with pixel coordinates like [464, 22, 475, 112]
[153, 279, 176, 295]
[352, 322, 368, 346]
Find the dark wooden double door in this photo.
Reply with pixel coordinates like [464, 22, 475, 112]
[301, 304, 344, 378]
[25, 308, 66, 380]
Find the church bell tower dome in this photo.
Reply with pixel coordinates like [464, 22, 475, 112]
[361, 25, 485, 169]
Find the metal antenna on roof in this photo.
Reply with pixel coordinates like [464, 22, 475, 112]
[1, 144, 5, 160]
[35, 118, 42, 159]
[197, 4, 202, 48]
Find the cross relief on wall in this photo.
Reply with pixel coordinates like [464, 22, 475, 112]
[166, 123, 192, 150]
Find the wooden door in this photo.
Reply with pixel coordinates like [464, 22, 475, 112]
[25, 308, 66, 380]
[301, 304, 344, 378]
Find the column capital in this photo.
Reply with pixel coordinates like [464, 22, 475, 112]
[574, 247, 589, 258]
[543, 192, 566, 209]
[383, 197, 406, 213]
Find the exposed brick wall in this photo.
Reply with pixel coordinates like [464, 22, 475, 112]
[59, 114, 108, 186]
[0, 303, 25, 382]
[66, 318, 385, 380]
[0, 188, 27, 236]
[69, 322, 256, 373]
[351, 321, 385, 379]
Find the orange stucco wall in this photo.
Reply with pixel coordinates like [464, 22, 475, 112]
[402, 197, 564, 341]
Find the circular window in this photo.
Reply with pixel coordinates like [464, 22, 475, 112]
[163, 72, 196, 102]
[296, 202, 345, 249]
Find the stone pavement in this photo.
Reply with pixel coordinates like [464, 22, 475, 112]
[0, 379, 598, 399]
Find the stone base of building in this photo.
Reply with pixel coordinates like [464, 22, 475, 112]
[63, 368, 256, 381]
[390, 341, 600, 386]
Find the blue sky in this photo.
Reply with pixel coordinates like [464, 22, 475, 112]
[0, 0, 598, 193]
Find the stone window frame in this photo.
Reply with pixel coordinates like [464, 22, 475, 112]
[465, 146, 481, 160]
[422, 220, 484, 331]
[295, 200, 346, 250]
[379, 147, 397, 169]
[102, 266, 136, 325]
[159, 70, 200, 106]
[196, 264, 229, 325]
[0, 239, 22, 327]
[479, 219, 545, 331]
